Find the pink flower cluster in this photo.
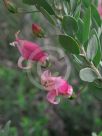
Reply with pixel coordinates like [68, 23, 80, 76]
[10, 24, 73, 104]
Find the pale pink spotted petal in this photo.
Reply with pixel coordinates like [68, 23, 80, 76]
[41, 70, 51, 81]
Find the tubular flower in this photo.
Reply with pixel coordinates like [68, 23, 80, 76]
[32, 23, 45, 38]
[10, 31, 48, 69]
[41, 70, 73, 104]
[98, 0, 102, 18]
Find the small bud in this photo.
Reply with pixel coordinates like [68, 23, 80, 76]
[32, 23, 45, 38]
[4, 0, 17, 13]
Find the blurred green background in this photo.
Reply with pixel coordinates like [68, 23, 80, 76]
[0, 0, 102, 136]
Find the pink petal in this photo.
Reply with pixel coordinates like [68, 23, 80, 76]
[18, 56, 32, 69]
[98, 7, 102, 17]
[20, 40, 47, 61]
[47, 90, 60, 104]
[98, 0, 102, 5]
[55, 78, 73, 97]
[67, 85, 73, 97]
[41, 70, 51, 81]
[98, 0, 102, 17]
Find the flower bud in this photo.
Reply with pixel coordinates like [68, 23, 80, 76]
[32, 23, 45, 38]
[4, 0, 17, 13]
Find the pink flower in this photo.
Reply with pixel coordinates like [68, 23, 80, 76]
[41, 70, 73, 104]
[10, 31, 48, 69]
[98, 0, 102, 17]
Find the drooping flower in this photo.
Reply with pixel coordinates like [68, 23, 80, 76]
[10, 31, 48, 69]
[32, 23, 45, 38]
[41, 70, 73, 104]
[98, 0, 102, 18]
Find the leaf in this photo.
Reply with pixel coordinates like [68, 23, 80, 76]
[91, 5, 101, 27]
[77, 19, 84, 43]
[73, 55, 83, 65]
[70, 0, 77, 12]
[87, 34, 98, 61]
[79, 68, 97, 82]
[39, 7, 55, 26]
[83, 7, 91, 43]
[62, 16, 78, 36]
[92, 29, 101, 67]
[82, 0, 91, 7]
[23, 0, 55, 15]
[22, 0, 34, 5]
[59, 35, 80, 54]
[74, 3, 81, 19]
[98, 132, 102, 136]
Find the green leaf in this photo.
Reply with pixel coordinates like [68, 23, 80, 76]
[98, 132, 102, 136]
[82, 0, 91, 7]
[22, 0, 34, 5]
[62, 16, 78, 36]
[79, 68, 97, 82]
[23, 0, 55, 15]
[91, 5, 101, 27]
[70, 0, 77, 12]
[74, 3, 81, 19]
[59, 35, 80, 54]
[39, 7, 55, 26]
[92, 29, 101, 67]
[77, 19, 84, 43]
[87, 34, 98, 61]
[36, 0, 55, 15]
[83, 7, 91, 43]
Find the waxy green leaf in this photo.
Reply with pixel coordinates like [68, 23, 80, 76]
[59, 35, 80, 54]
[62, 16, 78, 36]
[83, 8, 91, 43]
[23, 0, 55, 15]
[91, 5, 101, 27]
[87, 35, 98, 61]
[80, 68, 97, 82]
[39, 7, 55, 26]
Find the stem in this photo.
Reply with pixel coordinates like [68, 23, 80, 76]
[17, 9, 40, 14]
[54, 14, 63, 21]
[81, 47, 102, 80]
